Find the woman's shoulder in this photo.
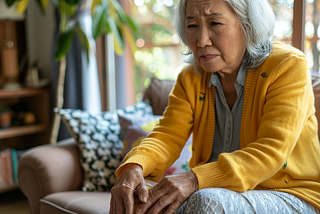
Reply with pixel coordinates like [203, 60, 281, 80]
[256, 42, 309, 81]
[268, 41, 307, 63]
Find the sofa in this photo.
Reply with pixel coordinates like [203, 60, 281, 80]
[18, 78, 176, 214]
[18, 75, 320, 214]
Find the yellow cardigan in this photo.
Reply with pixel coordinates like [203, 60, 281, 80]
[116, 42, 320, 210]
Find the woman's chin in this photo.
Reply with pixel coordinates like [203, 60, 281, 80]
[200, 64, 221, 73]
[199, 61, 224, 73]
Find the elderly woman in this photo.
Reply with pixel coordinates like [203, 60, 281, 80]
[110, 0, 320, 213]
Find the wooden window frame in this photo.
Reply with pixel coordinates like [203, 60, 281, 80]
[292, 0, 306, 52]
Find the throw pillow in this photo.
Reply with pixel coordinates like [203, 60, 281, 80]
[118, 113, 192, 176]
[57, 101, 153, 191]
[142, 78, 175, 115]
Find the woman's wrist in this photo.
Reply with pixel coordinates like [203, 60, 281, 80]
[122, 163, 143, 172]
[116, 162, 143, 178]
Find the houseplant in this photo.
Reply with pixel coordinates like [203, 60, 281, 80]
[4, 0, 137, 143]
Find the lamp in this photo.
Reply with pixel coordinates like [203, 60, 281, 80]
[0, 0, 25, 90]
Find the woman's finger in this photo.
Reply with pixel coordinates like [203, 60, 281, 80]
[136, 182, 149, 203]
[135, 187, 167, 214]
[146, 193, 174, 214]
[113, 196, 125, 214]
[123, 188, 135, 214]
[109, 197, 114, 214]
[163, 202, 182, 214]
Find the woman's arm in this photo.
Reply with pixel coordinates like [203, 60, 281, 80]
[116, 68, 198, 180]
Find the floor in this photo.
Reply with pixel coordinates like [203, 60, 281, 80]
[0, 189, 30, 214]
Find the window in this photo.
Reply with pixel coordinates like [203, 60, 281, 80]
[125, 0, 313, 103]
[305, 0, 320, 72]
[130, 0, 183, 101]
[269, 0, 294, 46]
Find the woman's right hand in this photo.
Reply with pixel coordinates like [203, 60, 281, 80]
[110, 164, 149, 214]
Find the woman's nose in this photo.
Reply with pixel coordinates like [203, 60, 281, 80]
[197, 26, 212, 47]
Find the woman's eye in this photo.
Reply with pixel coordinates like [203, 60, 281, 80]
[211, 22, 221, 26]
[187, 24, 197, 28]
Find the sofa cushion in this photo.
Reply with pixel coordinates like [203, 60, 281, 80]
[40, 191, 111, 214]
[118, 113, 162, 156]
[143, 78, 175, 115]
[57, 102, 153, 192]
[118, 113, 192, 176]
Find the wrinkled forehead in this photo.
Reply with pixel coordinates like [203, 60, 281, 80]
[185, 0, 230, 17]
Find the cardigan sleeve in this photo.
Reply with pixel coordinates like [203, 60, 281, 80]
[192, 51, 315, 191]
[115, 69, 196, 180]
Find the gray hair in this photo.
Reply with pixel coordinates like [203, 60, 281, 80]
[173, 0, 275, 70]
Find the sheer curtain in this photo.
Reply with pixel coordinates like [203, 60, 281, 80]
[79, 4, 101, 113]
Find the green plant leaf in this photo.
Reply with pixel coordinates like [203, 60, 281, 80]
[125, 14, 138, 33]
[109, 0, 138, 33]
[76, 27, 90, 63]
[117, 25, 124, 43]
[105, 17, 111, 34]
[92, 5, 108, 40]
[91, 0, 101, 16]
[64, 0, 80, 6]
[101, 0, 109, 11]
[107, 16, 124, 52]
[110, 0, 127, 23]
[5, 0, 17, 7]
[54, 29, 75, 61]
[58, 1, 77, 18]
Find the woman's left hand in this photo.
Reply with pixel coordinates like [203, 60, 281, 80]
[135, 171, 199, 214]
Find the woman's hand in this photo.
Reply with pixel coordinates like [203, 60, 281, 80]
[135, 171, 199, 214]
[110, 164, 149, 214]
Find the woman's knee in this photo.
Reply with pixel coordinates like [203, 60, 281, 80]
[183, 188, 227, 213]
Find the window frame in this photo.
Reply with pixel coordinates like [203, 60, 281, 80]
[292, 0, 306, 52]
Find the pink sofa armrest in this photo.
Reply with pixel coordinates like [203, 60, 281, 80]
[18, 138, 83, 214]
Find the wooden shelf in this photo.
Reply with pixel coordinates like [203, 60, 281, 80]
[0, 184, 19, 194]
[0, 88, 47, 99]
[0, 22, 50, 195]
[0, 125, 46, 139]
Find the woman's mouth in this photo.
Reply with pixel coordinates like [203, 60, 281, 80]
[200, 54, 218, 62]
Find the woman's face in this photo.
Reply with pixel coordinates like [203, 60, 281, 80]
[185, 0, 246, 75]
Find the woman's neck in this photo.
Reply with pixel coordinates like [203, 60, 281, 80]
[218, 72, 238, 110]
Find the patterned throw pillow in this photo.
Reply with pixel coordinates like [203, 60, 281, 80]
[57, 101, 153, 191]
[118, 113, 192, 176]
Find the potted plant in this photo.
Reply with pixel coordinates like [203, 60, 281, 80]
[0, 103, 11, 128]
[4, 0, 137, 143]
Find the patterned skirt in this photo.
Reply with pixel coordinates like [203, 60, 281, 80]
[175, 188, 320, 214]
